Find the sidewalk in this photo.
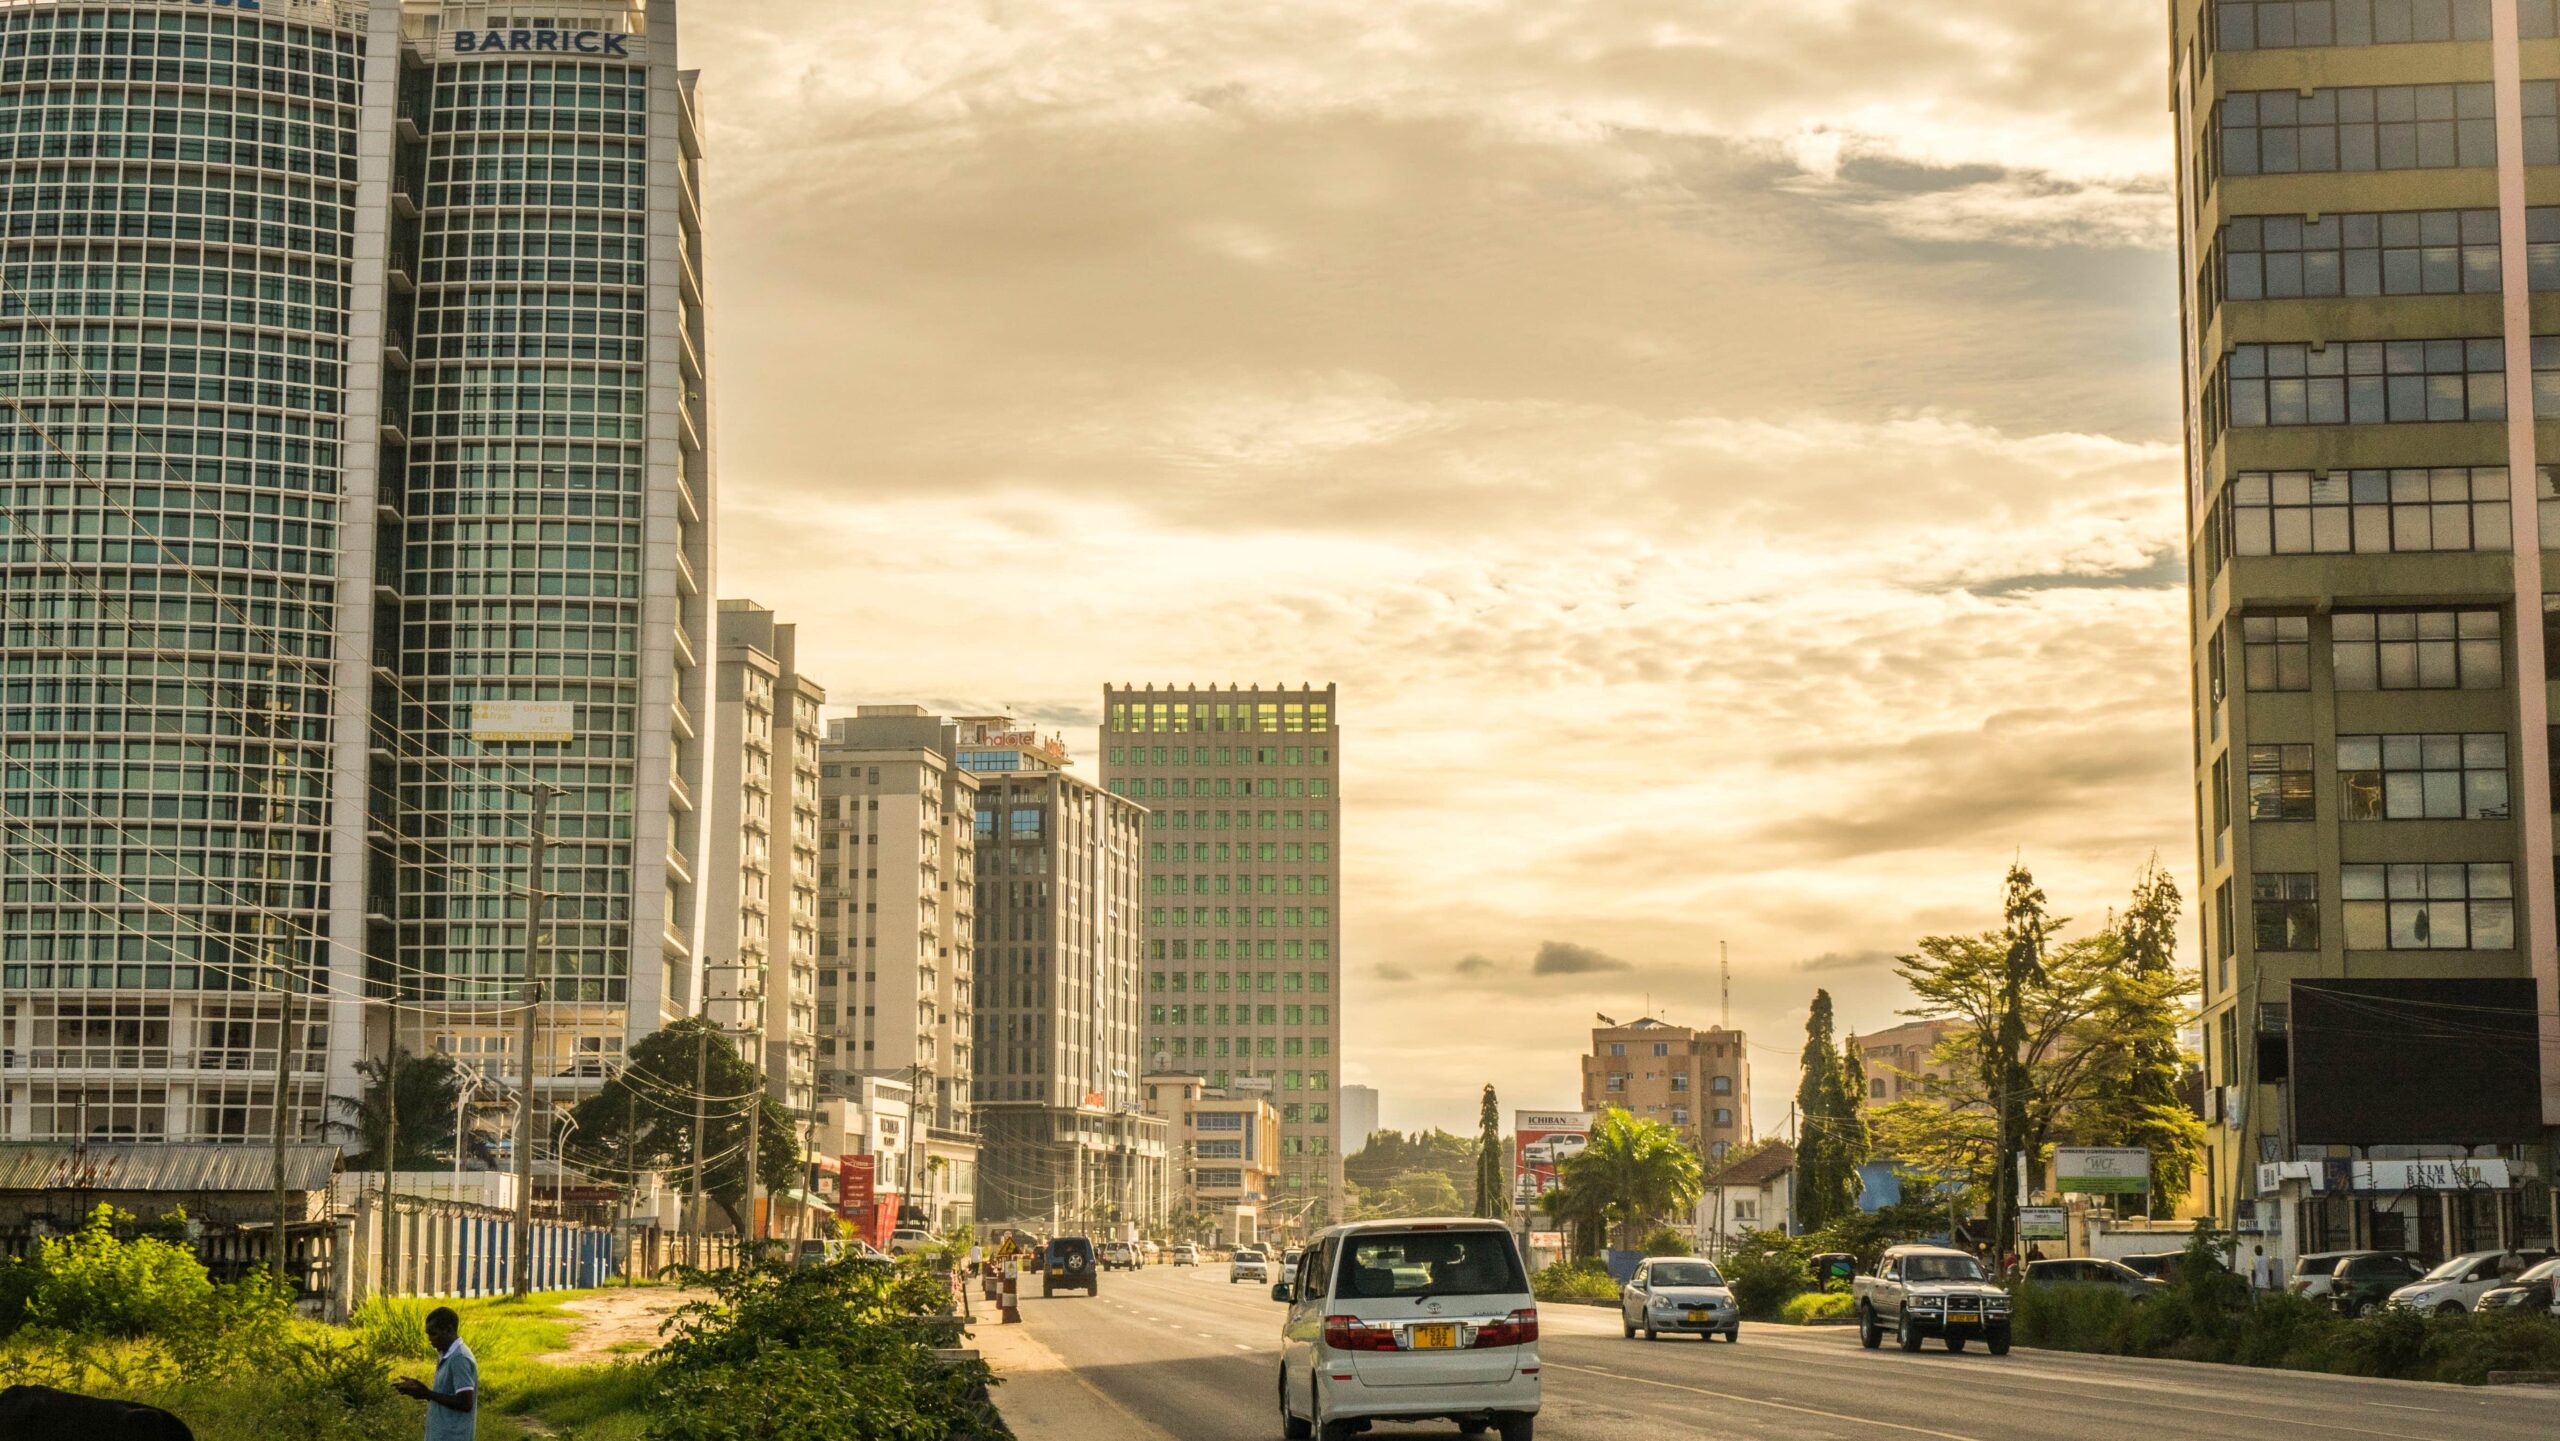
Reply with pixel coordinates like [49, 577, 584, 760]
[970, 1313, 1180, 1441]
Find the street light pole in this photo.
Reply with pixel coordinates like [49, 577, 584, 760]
[510, 781, 560, 1298]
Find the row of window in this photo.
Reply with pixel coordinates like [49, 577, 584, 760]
[1149, 874, 1332, 895]
[2231, 862, 2516, 955]
[2218, 338, 2560, 431]
[1147, 906, 1333, 928]
[1152, 968, 1336, 994]
[2214, 0, 2560, 50]
[1107, 700, 1334, 735]
[1143, 1025, 1333, 1056]
[1147, 808, 1333, 832]
[2215, 83, 2560, 178]
[2213, 208, 2560, 304]
[2235, 733, 2510, 823]
[2221, 467, 2519, 557]
[2231, 609, 2503, 692]
[1112, 745, 1333, 766]
[1150, 841, 1333, 863]
[1114, 776, 1333, 798]
[1147, 938, 1334, 961]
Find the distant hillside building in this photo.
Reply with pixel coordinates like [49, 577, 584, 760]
[1579, 1016, 1750, 1162]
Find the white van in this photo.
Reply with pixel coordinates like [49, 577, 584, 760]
[1273, 1218, 1538, 1441]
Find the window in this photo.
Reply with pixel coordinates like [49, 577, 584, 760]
[2218, 85, 2505, 178]
[2247, 744, 2315, 820]
[2215, 879, 2237, 961]
[2251, 874, 2320, 951]
[2215, 1, 2558, 50]
[2222, 210, 2500, 302]
[1712, 1108, 1733, 1127]
[2226, 468, 2510, 555]
[2339, 733, 2509, 819]
[2243, 616, 2311, 690]
[2342, 862, 2515, 949]
[2333, 610, 2502, 690]
[2222, 340, 2504, 428]
[1710, 1075, 1733, 1096]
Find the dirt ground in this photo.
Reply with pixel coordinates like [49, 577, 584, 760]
[528, 1285, 712, 1365]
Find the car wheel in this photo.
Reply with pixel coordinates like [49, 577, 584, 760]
[1494, 1412, 1534, 1441]
[1621, 1311, 1635, 1340]
[1896, 1314, 1923, 1353]
[2438, 1302, 2464, 1316]
[1315, 1383, 1357, 1441]
[1859, 1306, 1881, 1350]
[1987, 1334, 2011, 1357]
[1280, 1367, 1311, 1440]
[1644, 1321, 1658, 1340]
[1944, 1336, 1968, 1353]
[2357, 1301, 2379, 1318]
[1724, 1329, 1740, 1343]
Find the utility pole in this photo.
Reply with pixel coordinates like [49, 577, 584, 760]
[379, 1026, 400, 1297]
[511, 781, 559, 1298]
[690, 1000, 708, 1269]
[744, 1039, 762, 1245]
[267, 910, 295, 1284]
[623, 1084, 638, 1287]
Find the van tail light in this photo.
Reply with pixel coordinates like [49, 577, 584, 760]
[1472, 1309, 1539, 1347]
[1323, 1316, 1400, 1351]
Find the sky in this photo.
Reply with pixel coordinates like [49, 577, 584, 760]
[684, 0, 2191, 1139]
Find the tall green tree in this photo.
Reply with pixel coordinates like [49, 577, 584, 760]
[1833, 1032, 1872, 1192]
[1552, 1107, 1703, 1249]
[1795, 991, 1861, 1230]
[327, 1045, 485, 1171]
[1471, 1084, 1506, 1218]
[2082, 857, 2205, 1216]
[564, 1017, 800, 1235]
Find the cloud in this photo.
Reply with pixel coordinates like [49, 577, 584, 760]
[1454, 954, 1502, 976]
[1532, 941, 1635, 977]
[1375, 962, 1417, 983]
[1797, 949, 1897, 975]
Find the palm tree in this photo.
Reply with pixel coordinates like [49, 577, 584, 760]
[327, 1046, 486, 1171]
[1557, 1107, 1704, 1250]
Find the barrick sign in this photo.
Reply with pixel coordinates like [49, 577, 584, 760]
[452, 28, 636, 56]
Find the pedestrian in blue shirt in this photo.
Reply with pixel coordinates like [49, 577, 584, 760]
[394, 1306, 477, 1440]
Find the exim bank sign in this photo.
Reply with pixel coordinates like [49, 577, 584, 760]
[446, 26, 645, 60]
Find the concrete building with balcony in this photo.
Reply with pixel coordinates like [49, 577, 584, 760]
[1580, 1016, 1751, 1163]
[1142, 1070, 1280, 1246]
[2171, 0, 2560, 1261]
[1853, 1019, 1961, 1110]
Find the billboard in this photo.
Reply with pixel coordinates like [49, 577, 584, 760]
[1512, 1109, 1593, 1203]
[2018, 1206, 2068, 1241]
[471, 700, 575, 743]
[2054, 1147, 2150, 1195]
[838, 1154, 875, 1221]
[2290, 978, 2540, 1146]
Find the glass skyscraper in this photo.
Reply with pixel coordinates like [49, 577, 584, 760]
[0, 0, 714, 1151]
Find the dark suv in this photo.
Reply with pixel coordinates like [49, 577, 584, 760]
[1043, 1235, 1100, 1297]
[2328, 1253, 2423, 1317]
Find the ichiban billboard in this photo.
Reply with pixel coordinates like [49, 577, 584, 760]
[1513, 1110, 1593, 1200]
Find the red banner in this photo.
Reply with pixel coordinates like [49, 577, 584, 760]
[839, 1153, 875, 1221]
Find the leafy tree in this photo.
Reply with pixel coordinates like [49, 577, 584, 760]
[565, 1018, 799, 1235]
[1551, 1108, 1703, 1250]
[1794, 991, 1863, 1230]
[327, 1045, 485, 1171]
[2081, 856, 2205, 1215]
[1471, 1084, 1506, 1218]
[1537, 1174, 1607, 1261]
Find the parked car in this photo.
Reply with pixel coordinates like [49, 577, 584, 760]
[2020, 1257, 2165, 1301]
[1233, 1247, 1273, 1285]
[2328, 1253, 2425, 1317]
[1173, 1243, 1201, 1267]
[1272, 1218, 1538, 1441]
[2285, 1250, 2374, 1302]
[2476, 1257, 2560, 1314]
[886, 1227, 937, 1256]
[2388, 1250, 2550, 1314]
[1854, 1244, 2012, 1355]
[1282, 1246, 1305, 1277]
[1619, 1257, 1739, 1342]
[1044, 1235, 1100, 1297]
[1100, 1241, 1141, 1271]
[2116, 1251, 2188, 1283]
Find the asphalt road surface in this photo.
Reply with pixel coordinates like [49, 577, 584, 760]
[993, 1264, 2557, 1441]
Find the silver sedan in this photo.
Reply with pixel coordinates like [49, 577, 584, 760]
[1620, 1257, 1742, 1341]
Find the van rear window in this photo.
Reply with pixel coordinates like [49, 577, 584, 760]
[1335, 1231, 1525, 1299]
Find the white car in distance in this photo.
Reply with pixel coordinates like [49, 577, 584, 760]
[2389, 1250, 2552, 1314]
[1233, 1247, 1273, 1285]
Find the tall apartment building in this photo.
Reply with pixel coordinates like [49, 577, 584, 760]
[1580, 1017, 1751, 1163]
[1852, 1019, 1959, 1110]
[816, 707, 978, 1228]
[1339, 1083, 1381, 1156]
[962, 720, 1164, 1231]
[0, 0, 715, 1155]
[2172, 1, 2560, 1256]
[1101, 684, 1345, 1221]
[703, 602, 822, 1116]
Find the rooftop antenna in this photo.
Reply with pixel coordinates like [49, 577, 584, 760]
[1720, 941, 1730, 1029]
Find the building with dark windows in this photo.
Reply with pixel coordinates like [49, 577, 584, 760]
[965, 720, 1164, 1235]
[1099, 683, 1344, 1228]
[2171, 0, 2560, 1267]
[0, 1, 716, 1175]
[1579, 1017, 1751, 1164]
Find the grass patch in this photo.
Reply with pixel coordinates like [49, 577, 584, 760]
[1529, 1260, 1619, 1304]
[357, 1290, 663, 1441]
[1778, 1291, 1854, 1325]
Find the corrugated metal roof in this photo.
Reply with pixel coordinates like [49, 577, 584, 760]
[0, 1143, 339, 1193]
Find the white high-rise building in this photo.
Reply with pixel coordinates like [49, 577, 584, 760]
[0, 1, 716, 1156]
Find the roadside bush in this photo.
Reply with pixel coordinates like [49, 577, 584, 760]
[1530, 1260, 1618, 1303]
[2419, 1307, 2560, 1385]
[2012, 1283, 2134, 1354]
[2229, 1291, 2335, 1370]
[1777, 1291, 1854, 1325]
[1636, 1227, 1692, 1258]
[1721, 1230, 1809, 1321]
[1, 1206, 211, 1340]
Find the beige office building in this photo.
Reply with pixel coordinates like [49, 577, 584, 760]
[2171, 1, 2560, 1258]
[702, 602, 824, 1117]
[1853, 1019, 1960, 1111]
[962, 721, 1166, 1232]
[1580, 1016, 1751, 1163]
[816, 707, 980, 1228]
[1102, 684, 1345, 1222]
[1142, 1071, 1283, 1246]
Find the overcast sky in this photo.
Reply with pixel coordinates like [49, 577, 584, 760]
[686, 0, 2189, 1138]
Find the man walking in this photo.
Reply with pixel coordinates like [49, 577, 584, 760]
[2250, 1244, 2277, 1297]
[394, 1306, 477, 1439]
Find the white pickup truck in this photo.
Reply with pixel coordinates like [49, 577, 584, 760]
[1853, 1244, 2012, 1355]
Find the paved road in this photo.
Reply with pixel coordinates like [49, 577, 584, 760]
[995, 1265, 2554, 1441]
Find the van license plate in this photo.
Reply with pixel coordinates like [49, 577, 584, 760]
[1410, 1324, 1458, 1349]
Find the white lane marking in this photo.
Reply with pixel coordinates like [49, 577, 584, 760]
[1235, 1343, 1253, 1351]
[1541, 1361, 1980, 1441]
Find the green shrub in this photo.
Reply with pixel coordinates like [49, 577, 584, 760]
[2231, 1291, 2337, 1369]
[4, 1206, 212, 1340]
[1530, 1260, 1618, 1303]
[1636, 1227, 1692, 1258]
[1721, 1231, 1809, 1321]
[350, 1295, 435, 1362]
[2013, 1283, 2135, 1354]
[1778, 1291, 1854, 1324]
[2419, 1307, 2560, 1385]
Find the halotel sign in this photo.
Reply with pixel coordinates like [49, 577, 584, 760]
[446, 26, 644, 58]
